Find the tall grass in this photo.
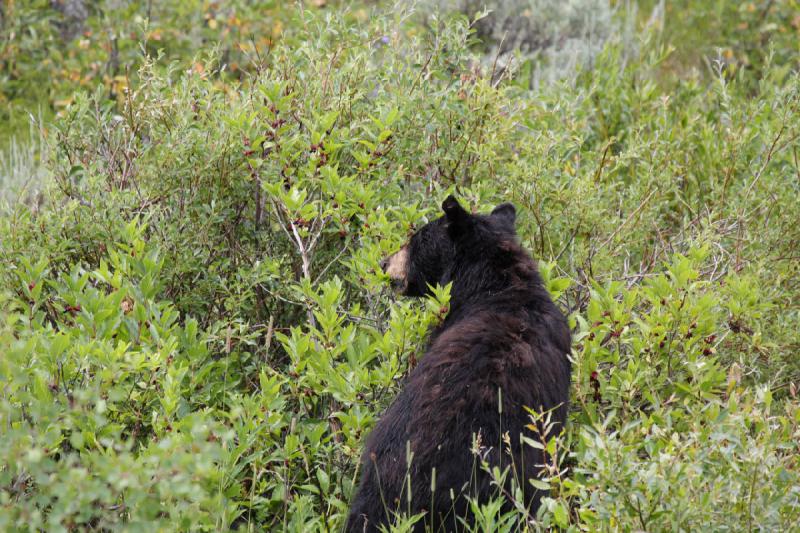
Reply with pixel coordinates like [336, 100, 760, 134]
[0, 122, 47, 210]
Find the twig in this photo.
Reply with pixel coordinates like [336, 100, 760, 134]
[264, 315, 275, 362]
[593, 141, 613, 183]
[490, 31, 508, 86]
[597, 188, 658, 251]
[743, 120, 786, 199]
[313, 241, 349, 284]
[554, 215, 583, 261]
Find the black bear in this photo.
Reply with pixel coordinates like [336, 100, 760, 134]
[346, 196, 571, 532]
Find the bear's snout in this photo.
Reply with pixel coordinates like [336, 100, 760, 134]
[381, 247, 409, 290]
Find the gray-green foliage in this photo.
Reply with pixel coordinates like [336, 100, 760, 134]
[1, 3, 799, 531]
[421, 0, 619, 86]
[0, 123, 47, 209]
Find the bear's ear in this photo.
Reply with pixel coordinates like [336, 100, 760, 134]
[442, 195, 470, 238]
[491, 202, 516, 231]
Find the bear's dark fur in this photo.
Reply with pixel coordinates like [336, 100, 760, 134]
[346, 196, 571, 532]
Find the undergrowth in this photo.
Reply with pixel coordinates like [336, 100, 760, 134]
[1, 2, 799, 531]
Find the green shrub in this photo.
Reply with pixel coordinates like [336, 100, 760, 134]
[0, 221, 238, 530]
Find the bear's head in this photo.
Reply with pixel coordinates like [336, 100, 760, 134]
[380, 195, 518, 296]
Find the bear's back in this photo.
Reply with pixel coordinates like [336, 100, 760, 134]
[381, 300, 570, 530]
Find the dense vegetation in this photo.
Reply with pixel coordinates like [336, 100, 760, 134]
[1, 1, 799, 530]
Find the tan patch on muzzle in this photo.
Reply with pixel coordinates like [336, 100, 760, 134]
[382, 246, 409, 289]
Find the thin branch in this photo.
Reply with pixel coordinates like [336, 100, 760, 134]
[313, 241, 349, 285]
[597, 188, 658, 251]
